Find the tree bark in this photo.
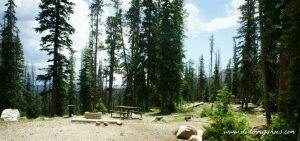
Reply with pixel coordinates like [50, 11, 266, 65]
[51, 0, 61, 116]
[278, 50, 287, 114]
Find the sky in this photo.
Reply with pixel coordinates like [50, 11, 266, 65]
[0, 0, 244, 85]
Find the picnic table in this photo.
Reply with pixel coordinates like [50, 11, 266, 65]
[110, 106, 142, 119]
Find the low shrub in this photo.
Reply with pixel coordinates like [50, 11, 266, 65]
[96, 102, 108, 114]
[262, 114, 297, 141]
[175, 102, 190, 113]
[203, 86, 252, 141]
[200, 105, 216, 117]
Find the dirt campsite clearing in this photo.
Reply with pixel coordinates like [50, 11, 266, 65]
[0, 103, 265, 141]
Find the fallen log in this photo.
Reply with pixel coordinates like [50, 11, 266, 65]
[71, 118, 122, 125]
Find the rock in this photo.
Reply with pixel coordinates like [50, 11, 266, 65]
[188, 135, 202, 141]
[116, 121, 122, 126]
[103, 122, 109, 126]
[253, 107, 265, 112]
[1, 109, 20, 121]
[199, 102, 204, 105]
[95, 121, 101, 126]
[185, 115, 193, 121]
[188, 129, 203, 141]
[152, 116, 163, 122]
[176, 125, 197, 140]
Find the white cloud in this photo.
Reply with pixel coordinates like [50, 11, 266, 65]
[70, 0, 90, 74]
[0, 0, 131, 85]
[185, 0, 244, 37]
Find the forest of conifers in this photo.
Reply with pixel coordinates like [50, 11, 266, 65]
[0, 0, 299, 140]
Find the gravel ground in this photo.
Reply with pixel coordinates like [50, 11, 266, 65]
[0, 115, 210, 141]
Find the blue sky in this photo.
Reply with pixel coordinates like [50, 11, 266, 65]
[184, 0, 243, 71]
[0, 0, 244, 85]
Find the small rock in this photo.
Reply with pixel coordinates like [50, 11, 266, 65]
[116, 121, 122, 126]
[176, 125, 198, 140]
[152, 116, 163, 122]
[185, 115, 193, 122]
[103, 122, 109, 126]
[1, 109, 20, 121]
[95, 121, 101, 126]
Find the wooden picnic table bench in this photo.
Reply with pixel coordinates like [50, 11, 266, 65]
[110, 106, 142, 119]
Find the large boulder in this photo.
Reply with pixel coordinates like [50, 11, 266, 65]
[1, 109, 20, 121]
[176, 125, 198, 140]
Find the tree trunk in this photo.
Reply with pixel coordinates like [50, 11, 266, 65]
[108, 47, 115, 110]
[259, 0, 271, 125]
[262, 42, 271, 125]
[278, 50, 287, 114]
[51, 0, 61, 116]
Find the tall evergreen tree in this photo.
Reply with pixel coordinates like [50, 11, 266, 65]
[90, 0, 104, 77]
[211, 51, 221, 101]
[182, 60, 196, 102]
[281, 0, 300, 137]
[237, 0, 259, 109]
[158, 0, 184, 113]
[232, 38, 239, 100]
[35, 0, 75, 116]
[126, 0, 148, 109]
[67, 51, 76, 109]
[142, 0, 160, 108]
[88, 0, 104, 111]
[0, 0, 25, 112]
[79, 47, 93, 113]
[97, 60, 104, 103]
[258, 0, 281, 125]
[198, 55, 207, 101]
[105, 0, 123, 110]
[224, 59, 232, 91]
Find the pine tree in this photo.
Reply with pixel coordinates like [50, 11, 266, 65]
[105, 0, 123, 110]
[79, 47, 93, 113]
[258, 0, 281, 125]
[0, 0, 25, 112]
[198, 55, 207, 101]
[208, 35, 214, 102]
[232, 38, 239, 101]
[182, 60, 196, 102]
[97, 60, 104, 103]
[126, 0, 148, 109]
[24, 64, 42, 118]
[67, 51, 76, 109]
[281, 0, 300, 137]
[224, 59, 232, 91]
[142, 0, 160, 108]
[35, 0, 75, 116]
[211, 51, 221, 102]
[158, 0, 184, 113]
[237, 0, 259, 109]
[88, 0, 104, 111]
[90, 0, 104, 77]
